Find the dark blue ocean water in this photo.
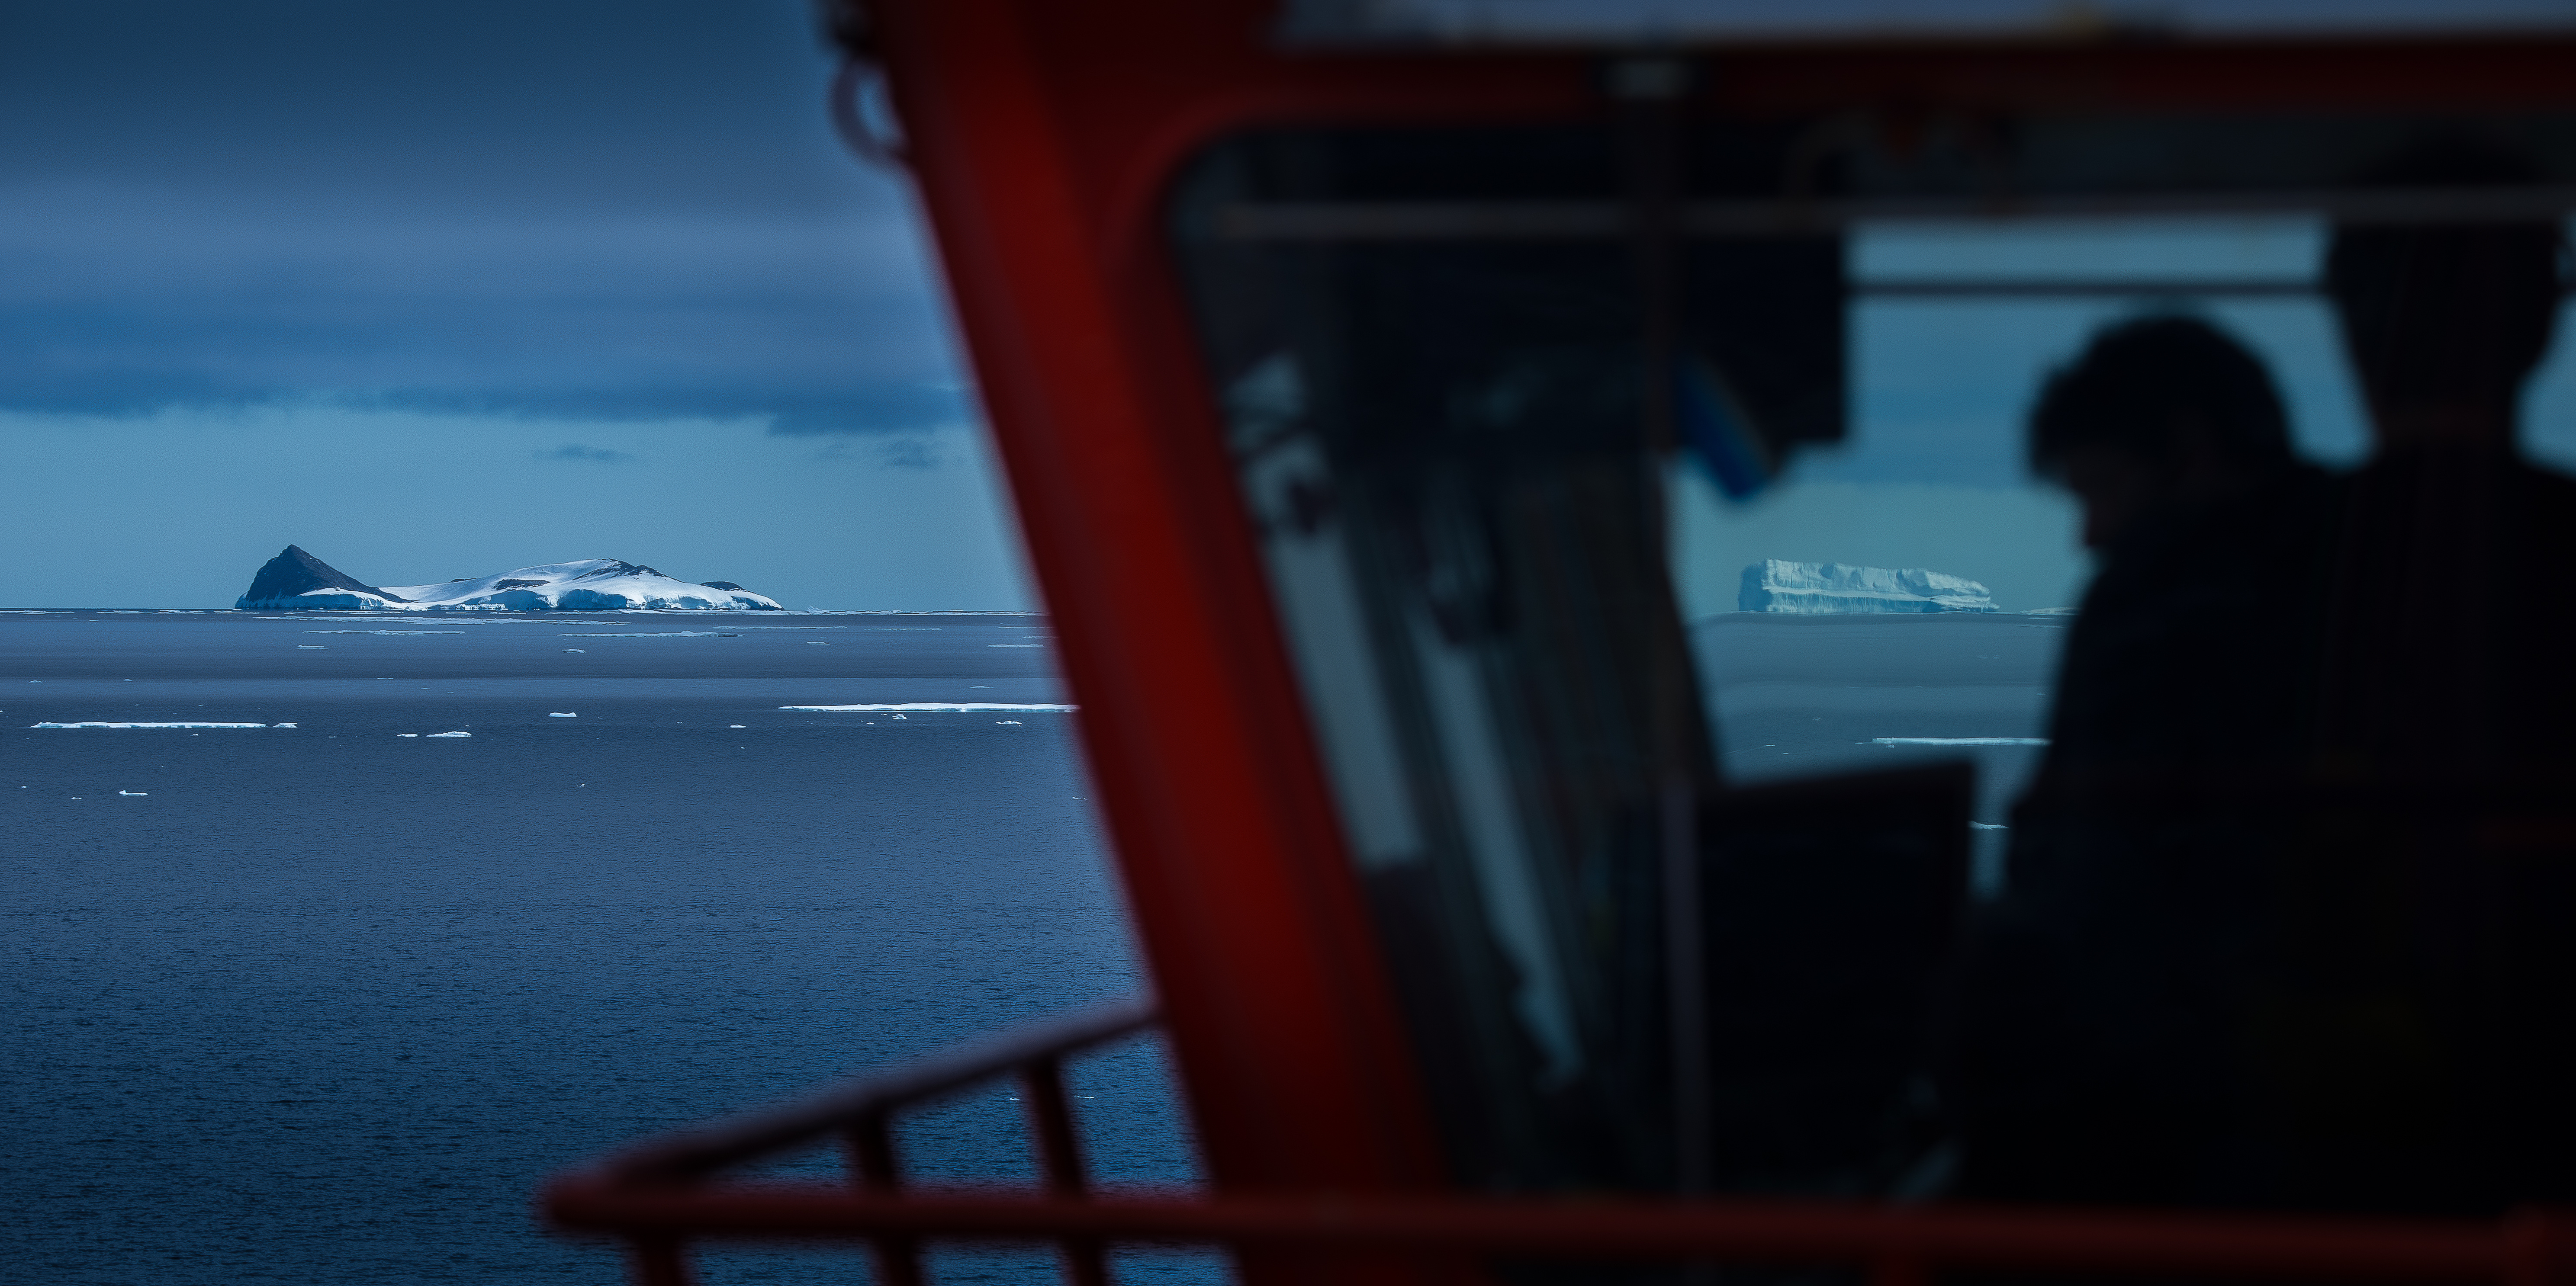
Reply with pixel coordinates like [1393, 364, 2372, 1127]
[0, 610, 1213, 1286]
[2, 608, 2071, 1285]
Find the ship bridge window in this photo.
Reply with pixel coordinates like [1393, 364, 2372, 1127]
[1168, 120, 2576, 1200]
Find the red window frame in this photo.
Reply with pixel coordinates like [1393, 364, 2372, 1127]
[868, 0, 2576, 1203]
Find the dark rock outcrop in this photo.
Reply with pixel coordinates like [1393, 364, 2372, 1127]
[700, 581, 746, 591]
[237, 545, 405, 609]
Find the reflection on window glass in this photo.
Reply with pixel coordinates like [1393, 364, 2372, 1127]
[1171, 124, 2576, 1206]
[1683, 218, 2376, 885]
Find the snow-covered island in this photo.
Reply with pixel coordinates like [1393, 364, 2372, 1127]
[235, 545, 783, 611]
[1737, 559, 1997, 615]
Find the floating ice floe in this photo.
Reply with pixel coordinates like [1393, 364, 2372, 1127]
[398, 733, 419, 737]
[297, 645, 327, 649]
[549, 712, 577, 718]
[729, 725, 746, 728]
[306, 630, 463, 636]
[996, 720, 1023, 725]
[559, 632, 733, 638]
[119, 791, 147, 796]
[426, 731, 471, 738]
[806, 641, 828, 645]
[33, 722, 267, 729]
[1970, 821, 2009, 830]
[1870, 737, 2049, 747]
[990, 644, 1045, 648]
[275, 723, 297, 729]
[778, 702, 1077, 713]
[562, 649, 585, 654]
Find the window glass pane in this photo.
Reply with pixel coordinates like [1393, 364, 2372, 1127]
[1170, 124, 2576, 1200]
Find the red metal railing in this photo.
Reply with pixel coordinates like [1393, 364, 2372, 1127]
[542, 1001, 2576, 1286]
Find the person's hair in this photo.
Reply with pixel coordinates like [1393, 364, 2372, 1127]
[2324, 138, 2565, 410]
[2028, 314, 2293, 481]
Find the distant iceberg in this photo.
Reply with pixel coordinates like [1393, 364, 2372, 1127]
[1738, 559, 1997, 615]
[236, 546, 782, 611]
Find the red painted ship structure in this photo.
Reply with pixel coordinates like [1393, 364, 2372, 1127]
[544, 2, 2576, 1282]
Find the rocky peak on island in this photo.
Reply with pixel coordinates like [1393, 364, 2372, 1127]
[235, 548, 783, 611]
[238, 545, 412, 610]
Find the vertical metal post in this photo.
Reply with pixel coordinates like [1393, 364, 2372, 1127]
[628, 1235, 696, 1286]
[1020, 1056, 1112, 1286]
[1614, 53, 1718, 1207]
[1870, 1253, 1927, 1286]
[1660, 776, 1710, 1194]
[846, 1111, 926, 1286]
[2505, 1207, 2571, 1286]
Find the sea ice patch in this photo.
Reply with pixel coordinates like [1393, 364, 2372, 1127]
[426, 731, 472, 738]
[34, 722, 267, 729]
[1870, 737, 2049, 747]
[549, 712, 577, 718]
[778, 702, 1077, 713]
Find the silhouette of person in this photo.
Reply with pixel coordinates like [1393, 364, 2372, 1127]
[2256, 141, 2576, 1214]
[1949, 315, 2332, 1208]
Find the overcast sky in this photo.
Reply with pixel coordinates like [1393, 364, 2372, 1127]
[0, 0, 1019, 609]
[8, 2, 2575, 613]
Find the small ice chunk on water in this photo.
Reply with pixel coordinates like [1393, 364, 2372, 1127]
[562, 649, 585, 654]
[1870, 737, 2049, 747]
[297, 645, 326, 650]
[996, 720, 1022, 725]
[275, 723, 297, 729]
[1970, 821, 2009, 831]
[398, 733, 419, 738]
[426, 730, 471, 738]
[806, 641, 828, 645]
[120, 791, 147, 796]
[729, 725, 746, 728]
[549, 712, 578, 718]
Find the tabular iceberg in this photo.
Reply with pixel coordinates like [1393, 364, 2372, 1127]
[1737, 559, 1997, 614]
[235, 547, 781, 611]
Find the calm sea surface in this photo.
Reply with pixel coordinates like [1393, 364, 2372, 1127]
[0, 610, 1210, 1286]
[2, 608, 2069, 1285]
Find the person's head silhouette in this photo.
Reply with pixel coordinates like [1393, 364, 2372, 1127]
[2324, 139, 2566, 452]
[2029, 314, 2294, 549]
